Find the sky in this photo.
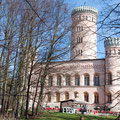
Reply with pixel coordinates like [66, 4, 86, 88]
[64, 0, 119, 59]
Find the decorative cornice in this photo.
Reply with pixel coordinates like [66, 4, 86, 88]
[71, 5, 98, 16]
[104, 37, 120, 47]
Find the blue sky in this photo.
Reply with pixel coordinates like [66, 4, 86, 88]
[64, 0, 119, 59]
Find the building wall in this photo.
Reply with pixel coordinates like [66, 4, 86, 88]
[29, 6, 120, 112]
[42, 59, 105, 108]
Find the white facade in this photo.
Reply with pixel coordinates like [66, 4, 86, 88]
[32, 6, 120, 112]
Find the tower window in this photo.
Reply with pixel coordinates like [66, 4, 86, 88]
[79, 16, 81, 20]
[108, 72, 112, 85]
[76, 26, 83, 32]
[106, 51, 107, 55]
[118, 50, 120, 55]
[92, 17, 94, 22]
[81, 50, 83, 56]
[109, 50, 111, 55]
[77, 37, 83, 43]
[86, 16, 88, 20]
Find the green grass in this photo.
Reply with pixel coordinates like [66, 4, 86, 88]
[23, 111, 118, 120]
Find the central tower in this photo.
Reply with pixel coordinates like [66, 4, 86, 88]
[71, 6, 98, 60]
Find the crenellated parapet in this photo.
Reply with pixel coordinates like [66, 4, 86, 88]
[104, 37, 120, 48]
[71, 5, 98, 16]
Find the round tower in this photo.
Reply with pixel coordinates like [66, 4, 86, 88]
[71, 6, 98, 60]
[104, 37, 120, 85]
[104, 37, 120, 110]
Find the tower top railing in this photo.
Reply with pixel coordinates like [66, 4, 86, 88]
[71, 5, 98, 16]
[104, 37, 120, 47]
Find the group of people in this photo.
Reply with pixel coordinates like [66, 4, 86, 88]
[80, 105, 87, 114]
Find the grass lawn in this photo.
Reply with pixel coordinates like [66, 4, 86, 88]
[23, 111, 118, 120]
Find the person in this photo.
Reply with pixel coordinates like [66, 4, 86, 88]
[81, 105, 84, 114]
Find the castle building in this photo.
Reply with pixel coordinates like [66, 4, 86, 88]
[37, 6, 120, 111]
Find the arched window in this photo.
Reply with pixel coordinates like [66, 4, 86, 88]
[84, 74, 90, 86]
[107, 92, 112, 103]
[94, 92, 99, 104]
[65, 92, 69, 100]
[47, 92, 51, 102]
[56, 92, 60, 102]
[75, 74, 80, 86]
[57, 75, 61, 86]
[77, 37, 83, 43]
[84, 92, 89, 102]
[108, 72, 112, 85]
[48, 75, 53, 86]
[74, 92, 78, 98]
[66, 74, 71, 86]
[94, 74, 100, 86]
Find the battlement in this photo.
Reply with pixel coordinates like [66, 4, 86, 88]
[71, 5, 98, 16]
[104, 37, 120, 47]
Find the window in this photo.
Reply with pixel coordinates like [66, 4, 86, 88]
[65, 92, 69, 100]
[74, 92, 78, 98]
[118, 50, 120, 55]
[86, 16, 88, 20]
[108, 72, 112, 85]
[81, 50, 83, 56]
[106, 51, 108, 56]
[94, 92, 99, 104]
[79, 16, 81, 20]
[109, 50, 111, 55]
[84, 74, 90, 86]
[76, 26, 83, 32]
[94, 74, 100, 86]
[56, 92, 60, 102]
[48, 76, 53, 86]
[77, 37, 83, 43]
[57, 75, 61, 86]
[92, 17, 94, 22]
[76, 50, 83, 56]
[75, 74, 80, 86]
[47, 92, 51, 102]
[107, 93, 112, 103]
[84, 92, 89, 102]
[66, 74, 71, 86]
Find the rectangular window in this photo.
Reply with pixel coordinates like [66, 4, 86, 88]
[118, 50, 120, 55]
[48, 76, 53, 86]
[86, 16, 88, 20]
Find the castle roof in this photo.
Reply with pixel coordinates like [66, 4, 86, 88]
[71, 5, 98, 16]
[104, 37, 120, 47]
